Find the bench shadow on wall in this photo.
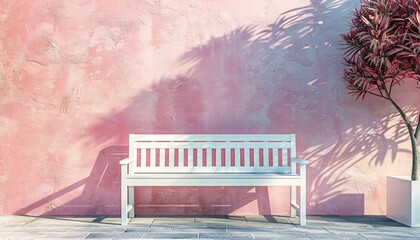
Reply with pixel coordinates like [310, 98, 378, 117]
[17, 0, 417, 216]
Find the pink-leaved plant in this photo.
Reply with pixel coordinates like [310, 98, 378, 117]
[342, 0, 420, 180]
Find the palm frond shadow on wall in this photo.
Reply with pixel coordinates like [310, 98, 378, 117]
[17, 0, 417, 216]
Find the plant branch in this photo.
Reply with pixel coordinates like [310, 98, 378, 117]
[366, 91, 388, 99]
[389, 77, 395, 95]
[376, 84, 385, 97]
[383, 86, 415, 133]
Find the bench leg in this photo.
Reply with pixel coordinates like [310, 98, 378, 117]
[128, 186, 135, 218]
[300, 166, 307, 226]
[290, 186, 296, 218]
[299, 184, 306, 225]
[121, 184, 128, 225]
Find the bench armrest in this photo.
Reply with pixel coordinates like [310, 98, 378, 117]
[120, 158, 135, 165]
[291, 158, 308, 165]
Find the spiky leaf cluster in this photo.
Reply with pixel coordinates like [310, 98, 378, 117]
[342, 0, 420, 99]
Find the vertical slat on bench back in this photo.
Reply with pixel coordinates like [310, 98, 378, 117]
[263, 148, 269, 167]
[234, 147, 241, 167]
[129, 134, 295, 173]
[150, 148, 156, 167]
[168, 149, 175, 167]
[128, 134, 136, 174]
[290, 134, 297, 174]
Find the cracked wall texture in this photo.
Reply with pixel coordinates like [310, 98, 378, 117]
[0, 0, 419, 216]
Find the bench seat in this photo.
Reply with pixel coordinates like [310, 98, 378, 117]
[125, 173, 301, 186]
[120, 134, 307, 225]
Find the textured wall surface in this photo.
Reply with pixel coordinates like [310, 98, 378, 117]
[0, 0, 419, 216]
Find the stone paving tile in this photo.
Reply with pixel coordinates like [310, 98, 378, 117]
[0, 221, 29, 227]
[195, 216, 246, 223]
[69, 226, 118, 232]
[0, 238, 68, 240]
[360, 232, 419, 239]
[208, 221, 279, 229]
[334, 233, 369, 240]
[13, 226, 73, 232]
[325, 226, 380, 233]
[370, 221, 408, 227]
[0, 227, 18, 232]
[52, 216, 99, 222]
[95, 217, 122, 225]
[343, 216, 391, 223]
[253, 231, 308, 239]
[318, 216, 361, 223]
[268, 216, 294, 224]
[124, 226, 173, 232]
[376, 227, 420, 234]
[23, 221, 79, 227]
[129, 217, 155, 226]
[253, 239, 311, 240]
[193, 215, 229, 219]
[277, 227, 329, 234]
[243, 221, 288, 228]
[304, 220, 372, 229]
[244, 215, 274, 222]
[61, 216, 112, 225]
[114, 226, 128, 233]
[197, 239, 258, 240]
[73, 222, 115, 228]
[270, 224, 298, 230]
[331, 217, 405, 229]
[141, 239, 196, 240]
[306, 233, 344, 239]
[142, 232, 198, 239]
[205, 222, 250, 229]
[192, 215, 246, 222]
[0, 215, 15, 223]
[141, 239, 198, 240]
[151, 221, 206, 228]
[152, 217, 195, 223]
[227, 215, 247, 221]
[227, 227, 277, 233]
[3, 215, 38, 224]
[173, 227, 227, 233]
[301, 216, 383, 228]
[0, 232, 90, 238]
[334, 223, 380, 229]
[86, 232, 145, 239]
[73, 222, 121, 228]
[199, 232, 253, 239]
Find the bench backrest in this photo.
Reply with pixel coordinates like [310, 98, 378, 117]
[128, 134, 297, 174]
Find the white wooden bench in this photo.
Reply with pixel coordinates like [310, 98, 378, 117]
[120, 134, 308, 225]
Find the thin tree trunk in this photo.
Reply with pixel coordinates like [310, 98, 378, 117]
[415, 114, 420, 140]
[411, 136, 419, 181]
[384, 89, 419, 181]
[414, 116, 419, 181]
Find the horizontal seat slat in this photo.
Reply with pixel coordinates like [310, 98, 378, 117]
[127, 173, 299, 179]
[133, 166, 291, 173]
[126, 176, 301, 187]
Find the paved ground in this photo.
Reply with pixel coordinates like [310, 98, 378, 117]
[0, 215, 419, 239]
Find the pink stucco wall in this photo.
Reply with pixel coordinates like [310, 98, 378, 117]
[0, 0, 419, 216]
